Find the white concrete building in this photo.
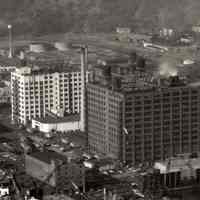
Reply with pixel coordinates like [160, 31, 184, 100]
[32, 114, 80, 133]
[11, 65, 89, 125]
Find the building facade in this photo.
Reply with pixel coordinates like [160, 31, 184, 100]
[25, 151, 84, 192]
[87, 61, 200, 165]
[87, 83, 124, 160]
[123, 86, 200, 164]
[11, 65, 89, 125]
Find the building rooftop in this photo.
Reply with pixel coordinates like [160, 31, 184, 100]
[0, 56, 20, 66]
[85, 170, 121, 191]
[84, 157, 117, 169]
[87, 183, 134, 200]
[90, 53, 200, 92]
[25, 50, 78, 63]
[33, 114, 80, 124]
[91, 59, 200, 93]
[43, 195, 75, 200]
[15, 63, 83, 75]
[89, 157, 116, 166]
[154, 155, 200, 174]
[0, 81, 6, 88]
[28, 150, 67, 164]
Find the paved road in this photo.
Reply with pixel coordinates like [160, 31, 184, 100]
[0, 33, 184, 64]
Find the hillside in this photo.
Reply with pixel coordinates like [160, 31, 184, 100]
[0, 0, 200, 36]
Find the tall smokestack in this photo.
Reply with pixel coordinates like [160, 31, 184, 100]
[103, 188, 106, 200]
[80, 46, 87, 132]
[8, 24, 13, 58]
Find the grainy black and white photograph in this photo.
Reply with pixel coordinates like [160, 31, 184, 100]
[1, 1, 200, 199]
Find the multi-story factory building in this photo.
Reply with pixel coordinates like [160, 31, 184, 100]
[87, 57, 200, 165]
[11, 65, 89, 125]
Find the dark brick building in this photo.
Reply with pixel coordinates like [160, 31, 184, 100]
[87, 58, 200, 165]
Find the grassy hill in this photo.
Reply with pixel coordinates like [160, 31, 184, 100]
[0, 0, 199, 36]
